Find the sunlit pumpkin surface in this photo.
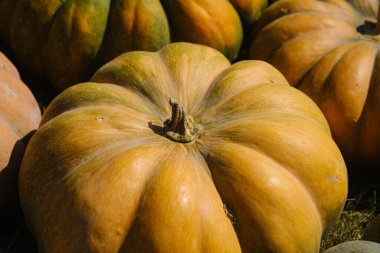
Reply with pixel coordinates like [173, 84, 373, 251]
[20, 43, 347, 253]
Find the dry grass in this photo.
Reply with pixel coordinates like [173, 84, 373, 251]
[320, 192, 378, 252]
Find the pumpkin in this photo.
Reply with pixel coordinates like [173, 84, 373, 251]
[19, 43, 347, 253]
[363, 214, 380, 243]
[0, 52, 41, 228]
[0, 0, 269, 91]
[323, 240, 380, 253]
[249, 0, 380, 167]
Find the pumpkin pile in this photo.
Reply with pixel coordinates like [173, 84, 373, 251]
[2, 0, 380, 252]
[0, 0, 268, 91]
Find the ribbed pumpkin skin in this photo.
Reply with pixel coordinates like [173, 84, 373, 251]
[0, 52, 41, 226]
[249, 0, 380, 167]
[19, 43, 347, 253]
[0, 0, 268, 91]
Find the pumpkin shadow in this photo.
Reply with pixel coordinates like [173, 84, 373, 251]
[346, 162, 380, 211]
[1, 224, 38, 253]
[0, 131, 36, 247]
[148, 122, 165, 137]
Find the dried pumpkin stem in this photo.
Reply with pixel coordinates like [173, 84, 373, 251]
[163, 98, 203, 143]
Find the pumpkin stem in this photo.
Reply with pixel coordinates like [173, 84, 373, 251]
[163, 98, 203, 143]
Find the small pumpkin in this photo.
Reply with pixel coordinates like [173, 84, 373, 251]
[249, 0, 380, 167]
[363, 214, 380, 243]
[0, 0, 269, 91]
[323, 240, 380, 253]
[0, 52, 41, 228]
[19, 43, 347, 253]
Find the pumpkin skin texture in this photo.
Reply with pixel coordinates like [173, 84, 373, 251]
[0, 52, 41, 228]
[19, 43, 347, 253]
[0, 0, 268, 91]
[249, 0, 380, 167]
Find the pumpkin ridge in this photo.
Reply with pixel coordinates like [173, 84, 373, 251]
[250, 4, 359, 58]
[160, 0, 242, 61]
[61, 142, 156, 183]
[99, 0, 170, 63]
[155, 42, 232, 113]
[41, 82, 164, 125]
[34, 145, 169, 252]
[327, 42, 376, 121]
[120, 144, 241, 252]
[156, 50, 183, 104]
[298, 41, 358, 93]
[356, 43, 380, 120]
[186, 0, 233, 59]
[43, 0, 66, 47]
[253, 25, 355, 69]
[202, 85, 329, 131]
[32, 107, 165, 178]
[203, 114, 347, 231]
[43, 0, 111, 88]
[354, 45, 380, 159]
[9, 1, 63, 73]
[204, 141, 324, 252]
[90, 0, 115, 65]
[300, 41, 377, 159]
[249, 0, 364, 65]
[200, 60, 288, 117]
[270, 30, 358, 86]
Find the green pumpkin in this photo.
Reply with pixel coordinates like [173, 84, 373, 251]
[0, 0, 268, 91]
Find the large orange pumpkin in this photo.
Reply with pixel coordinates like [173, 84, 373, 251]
[0, 52, 41, 228]
[249, 0, 380, 167]
[0, 0, 268, 91]
[19, 43, 347, 253]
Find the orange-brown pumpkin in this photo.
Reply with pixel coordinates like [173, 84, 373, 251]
[249, 0, 380, 167]
[0, 52, 41, 228]
[20, 43, 347, 253]
[0, 0, 268, 91]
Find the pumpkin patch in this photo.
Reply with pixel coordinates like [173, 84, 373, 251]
[19, 43, 347, 253]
